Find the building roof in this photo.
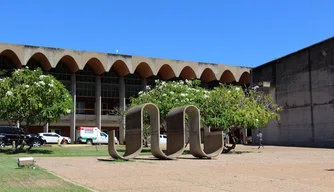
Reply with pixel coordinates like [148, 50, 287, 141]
[0, 42, 251, 84]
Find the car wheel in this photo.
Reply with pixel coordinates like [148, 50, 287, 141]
[66, 140, 69, 144]
[32, 140, 41, 147]
[86, 139, 93, 145]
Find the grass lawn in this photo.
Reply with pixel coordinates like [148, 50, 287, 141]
[0, 156, 90, 192]
[0, 144, 154, 157]
[0, 144, 173, 191]
[0, 144, 155, 191]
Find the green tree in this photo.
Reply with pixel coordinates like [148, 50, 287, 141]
[0, 67, 74, 149]
[130, 80, 282, 151]
[200, 85, 282, 152]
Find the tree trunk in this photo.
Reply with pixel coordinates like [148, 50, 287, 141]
[144, 139, 149, 147]
[184, 138, 190, 148]
[16, 126, 31, 151]
[222, 129, 239, 153]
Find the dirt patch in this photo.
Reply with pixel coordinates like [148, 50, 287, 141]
[36, 145, 334, 192]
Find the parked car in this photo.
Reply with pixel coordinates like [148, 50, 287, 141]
[38, 132, 71, 144]
[159, 134, 167, 144]
[246, 136, 252, 144]
[114, 137, 119, 145]
[0, 126, 45, 147]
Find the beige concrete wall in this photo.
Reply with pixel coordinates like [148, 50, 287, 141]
[252, 37, 334, 148]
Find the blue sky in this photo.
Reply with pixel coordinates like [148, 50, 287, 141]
[1, 0, 333, 67]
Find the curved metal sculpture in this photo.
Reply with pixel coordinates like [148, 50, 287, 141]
[108, 103, 224, 160]
[108, 104, 159, 160]
[167, 105, 224, 158]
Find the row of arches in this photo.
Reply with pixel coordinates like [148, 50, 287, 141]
[0, 48, 250, 84]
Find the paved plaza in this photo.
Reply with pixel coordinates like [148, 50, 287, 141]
[37, 145, 334, 192]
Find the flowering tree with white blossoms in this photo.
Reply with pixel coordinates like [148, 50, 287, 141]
[130, 79, 282, 151]
[130, 79, 207, 146]
[0, 67, 74, 148]
[133, 79, 207, 122]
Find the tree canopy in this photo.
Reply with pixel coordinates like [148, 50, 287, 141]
[200, 84, 282, 131]
[130, 80, 207, 122]
[0, 67, 74, 130]
[130, 79, 282, 132]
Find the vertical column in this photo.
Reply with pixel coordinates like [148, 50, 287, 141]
[43, 123, 49, 133]
[96, 75, 102, 129]
[250, 70, 254, 87]
[141, 78, 147, 91]
[70, 73, 76, 143]
[119, 76, 126, 144]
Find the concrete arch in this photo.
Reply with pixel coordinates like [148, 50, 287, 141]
[220, 70, 236, 83]
[56, 55, 79, 73]
[158, 64, 176, 80]
[200, 68, 217, 82]
[179, 66, 197, 80]
[26, 52, 52, 71]
[0, 49, 22, 68]
[111, 60, 130, 77]
[0, 45, 24, 67]
[108, 54, 132, 74]
[134, 62, 153, 79]
[131, 56, 156, 74]
[81, 52, 108, 73]
[84, 57, 105, 75]
[238, 71, 250, 84]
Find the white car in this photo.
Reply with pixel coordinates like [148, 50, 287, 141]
[159, 134, 167, 144]
[246, 136, 252, 144]
[38, 132, 71, 144]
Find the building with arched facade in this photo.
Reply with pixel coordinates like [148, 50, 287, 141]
[0, 42, 250, 143]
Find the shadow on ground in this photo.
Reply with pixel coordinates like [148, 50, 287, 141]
[114, 148, 153, 154]
[0, 148, 53, 155]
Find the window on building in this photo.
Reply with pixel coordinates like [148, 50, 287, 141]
[76, 66, 96, 97]
[102, 103, 109, 115]
[76, 102, 85, 114]
[49, 62, 72, 92]
[125, 74, 142, 98]
[101, 71, 119, 98]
